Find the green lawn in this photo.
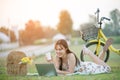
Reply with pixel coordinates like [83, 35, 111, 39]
[0, 37, 120, 80]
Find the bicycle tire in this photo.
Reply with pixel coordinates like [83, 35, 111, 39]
[80, 42, 110, 62]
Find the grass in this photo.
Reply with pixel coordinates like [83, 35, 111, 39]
[0, 37, 120, 80]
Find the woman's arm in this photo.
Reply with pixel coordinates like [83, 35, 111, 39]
[54, 53, 76, 75]
[56, 69, 72, 75]
[67, 53, 76, 73]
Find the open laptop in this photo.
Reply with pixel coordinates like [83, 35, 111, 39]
[35, 63, 58, 76]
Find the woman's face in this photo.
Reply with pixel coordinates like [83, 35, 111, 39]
[55, 45, 66, 58]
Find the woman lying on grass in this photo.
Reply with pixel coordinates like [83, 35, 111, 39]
[46, 38, 113, 75]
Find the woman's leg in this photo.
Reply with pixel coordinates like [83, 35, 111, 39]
[83, 46, 107, 66]
[82, 38, 113, 66]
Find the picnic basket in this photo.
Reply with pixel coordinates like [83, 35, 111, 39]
[80, 23, 98, 42]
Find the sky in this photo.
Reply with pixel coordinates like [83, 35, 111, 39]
[0, 0, 120, 30]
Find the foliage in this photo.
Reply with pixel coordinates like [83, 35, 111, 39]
[43, 27, 57, 38]
[19, 20, 57, 46]
[19, 20, 44, 46]
[110, 36, 120, 44]
[103, 9, 120, 36]
[57, 10, 73, 35]
[110, 9, 120, 35]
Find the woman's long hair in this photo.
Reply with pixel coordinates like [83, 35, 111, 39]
[55, 39, 80, 70]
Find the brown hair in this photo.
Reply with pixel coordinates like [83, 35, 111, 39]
[55, 39, 80, 70]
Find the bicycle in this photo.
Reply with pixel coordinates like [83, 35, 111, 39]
[80, 8, 120, 62]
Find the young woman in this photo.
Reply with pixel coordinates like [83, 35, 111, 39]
[47, 38, 113, 75]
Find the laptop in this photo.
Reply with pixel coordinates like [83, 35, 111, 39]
[35, 63, 58, 76]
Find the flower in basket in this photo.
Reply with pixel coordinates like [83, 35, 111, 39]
[19, 57, 33, 64]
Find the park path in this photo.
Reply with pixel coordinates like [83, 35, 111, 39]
[0, 43, 54, 58]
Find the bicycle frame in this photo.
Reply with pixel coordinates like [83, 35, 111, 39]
[88, 28, 120, 55]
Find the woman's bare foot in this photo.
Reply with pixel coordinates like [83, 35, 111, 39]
[98, 38, 113, 60]
[103, 38, 113, 53]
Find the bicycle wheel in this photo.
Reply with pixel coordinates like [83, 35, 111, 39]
[80, 42, 110, 62]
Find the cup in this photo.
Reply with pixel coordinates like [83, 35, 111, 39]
[45, 52, 52, 61]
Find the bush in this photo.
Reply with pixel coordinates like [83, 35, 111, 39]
[110, 36, 120, 44]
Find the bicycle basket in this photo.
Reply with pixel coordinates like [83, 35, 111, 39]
[80, 23, 98, 42]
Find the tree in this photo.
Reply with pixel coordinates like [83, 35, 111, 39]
[110, 9, 120, 35]
[19, 20, 44, 45]
[43, 26, 57, 38]
[103, 9, 120, 36]
[57, 10, 73, 35]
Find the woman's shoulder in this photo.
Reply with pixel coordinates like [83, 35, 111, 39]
[67, 53, 75, 58]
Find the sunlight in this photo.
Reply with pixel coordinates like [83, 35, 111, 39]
[0, 0, 120, 30]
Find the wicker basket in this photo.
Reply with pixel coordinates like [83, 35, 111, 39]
[7, 51, 27, 76]
[80, 23, 98, 42]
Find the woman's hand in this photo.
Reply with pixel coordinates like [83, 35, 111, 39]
[45, 56, 53, 63]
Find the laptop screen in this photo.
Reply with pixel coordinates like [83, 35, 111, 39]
[35, 63, 57, 76]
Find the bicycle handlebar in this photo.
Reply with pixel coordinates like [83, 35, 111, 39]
[98, 17, 111, 26]
[101, 17, 110, 21]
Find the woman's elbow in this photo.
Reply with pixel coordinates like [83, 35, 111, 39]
[68, 69, 74, 73]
